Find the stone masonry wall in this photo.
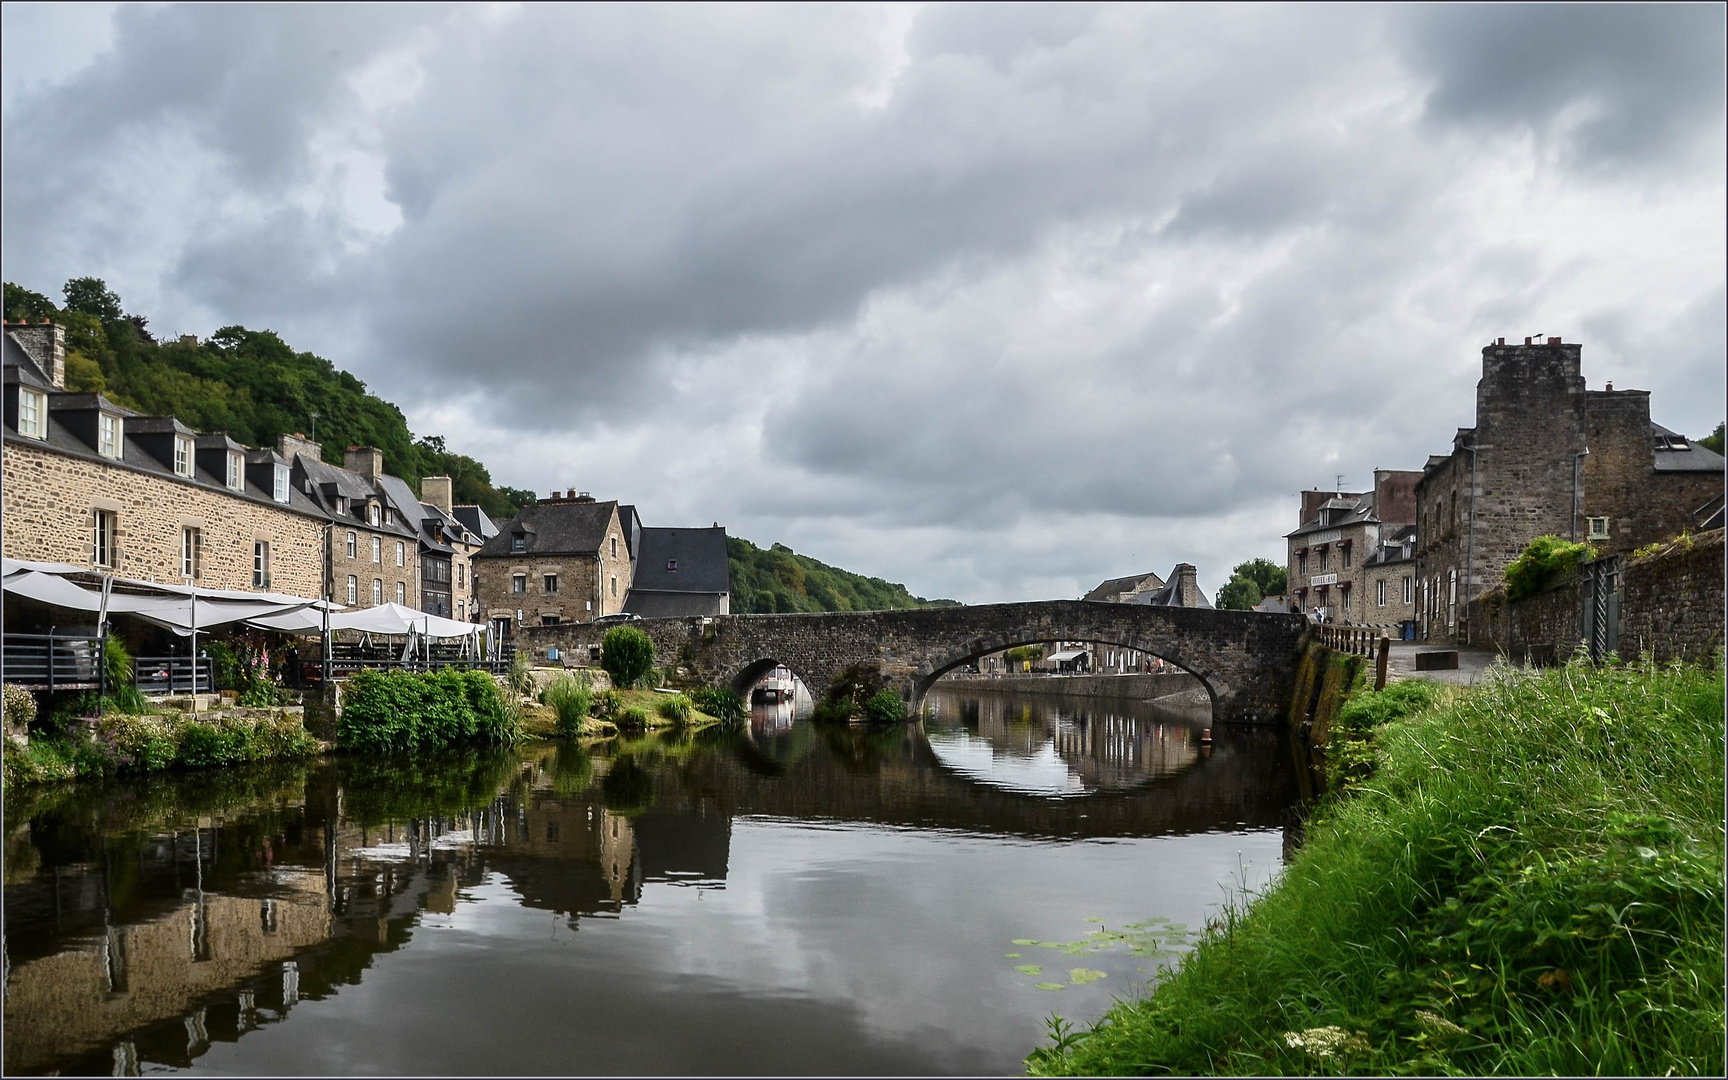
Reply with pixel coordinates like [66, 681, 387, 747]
[330, 523, 418, 609]
[1467, 529, 1723, 665]
[475, 553, 600, 626]
[2, 438, 323, 595]
[519, 601, 1311, 725]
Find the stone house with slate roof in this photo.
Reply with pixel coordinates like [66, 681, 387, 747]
[1414, 337, 1725, 645]
[412, 477, 483, 621]
[473, 492, 633, 636]
[1081, 571, 1165, 604]
[1285, 470, 1420, 627]
[622, 525, 731, 617]
[282, 438, 422, 611]
[3, 322, 327, 596]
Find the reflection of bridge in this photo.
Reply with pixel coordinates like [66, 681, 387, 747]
[520, 601, 1309, 724]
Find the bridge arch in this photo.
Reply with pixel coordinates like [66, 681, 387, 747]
[908, 633, 1218, 717]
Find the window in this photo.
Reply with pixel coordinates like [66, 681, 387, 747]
[543, 574, 558, 594]
[1341, 545, 1352, 569]
[346, 531, 357, 558]
[92, 510, 117, 567]
[253, 541, 271, 588]
[611, 537, 618, 558]
[1402, 576, 1413, 605]
[336, 496, 348, 515]
[368, 503, 380, 526]
[372, 579, 383, 605]
[667, 559, 678, 572]
[512, 574, 527, 595]
[1376, 579, 1386, 607]
[396, 582, 406, 604]
[346, 575, 358, 605]
[221, 450, 240, 488]
[17, 389, 46, 438]
[457, 562, 465, 586]
[511, 533, 526, 553]
[174, 436, 193, 477]
[1447, 569, 1457, 628]
[273, 465, 289, 503]
[456, 599, 465, 619]
[541, 615, 560, 626]
[372, 536, 382, 563]
[1587, 516, 1610, 541]
[99, 414, 121, 459]
[1297, 550, 1308, 575]
[182, 527, 202, 579]
[1319, 548, 1329, 572]
[396, 541, 405, 567]
[611, 574, 618, 597]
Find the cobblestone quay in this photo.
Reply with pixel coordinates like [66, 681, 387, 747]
[518, 601, 1311, 725]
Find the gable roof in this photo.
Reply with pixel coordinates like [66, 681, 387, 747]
[478, 499, 619, 557]
[452, 505, 499, 540]
[3, 333, 53, 388]
[1083, 571, 1165, 603]
[627, 526, 731, 594]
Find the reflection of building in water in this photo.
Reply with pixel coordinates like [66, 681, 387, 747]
[931, 691, 1203, 792]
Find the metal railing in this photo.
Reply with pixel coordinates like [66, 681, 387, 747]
[293, 643, 515, 685]
[134, 656, 214, 696]
[2, 632, 106, 692]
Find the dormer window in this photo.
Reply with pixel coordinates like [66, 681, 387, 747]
[667, 559, 678, 571]
[336, 495, 349, 514]
[226, 451, 243, 489]
[511, 533, 527, 553]
[173, 436, 194, 477]
[98, 414, 120, 458]
[368, 503, 380, 526]
[273, 464, 289, 503]
[16, 389, 46, 438]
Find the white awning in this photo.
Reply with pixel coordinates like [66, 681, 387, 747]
[321, 601, 484, 639]
[3, 569, 338, 635]
[2, 557, 88, 577]
[1046, 649, 1088, 663]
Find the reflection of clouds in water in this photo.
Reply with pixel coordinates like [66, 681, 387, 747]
[925, 730, 1087, 796]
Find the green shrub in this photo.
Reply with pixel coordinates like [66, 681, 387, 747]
[616, 704, 651, 728]
[638, 665, 664, 690]
[337, 669, 519, 754]
[689, 687, 746, 725]
[1504, 535, 1594, 602]
[591, 688, 623, 718]
[541, 674, 592, 737]
[656, 694, 692, 724]
[507, 649, 536, 696]
[599, 627, 655, 690]
[1326, 679, 1443, 790]
[862, 690, 906, 724]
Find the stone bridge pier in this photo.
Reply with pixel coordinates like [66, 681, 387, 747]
[516, 601, 1310, 725]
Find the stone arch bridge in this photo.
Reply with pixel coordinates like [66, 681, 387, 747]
[516, 602, 1310, 725]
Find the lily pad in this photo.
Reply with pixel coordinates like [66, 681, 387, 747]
[1005, 953, 1022, 959]
[1034, 982, 1066, 991]
[1011, 939, 1038, 946]
[1015, 964, 1043, 976]
[1069, 968, 1107, 985]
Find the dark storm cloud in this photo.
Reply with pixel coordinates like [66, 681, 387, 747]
[3, 3, 1722, 602]
[1399, 3, 1727, 169]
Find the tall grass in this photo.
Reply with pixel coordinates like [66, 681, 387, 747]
[540, 673, 593, 737]
[1031, 657, 1725, 1077]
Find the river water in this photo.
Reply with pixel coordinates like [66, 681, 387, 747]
[3, 687, 1300, 1076]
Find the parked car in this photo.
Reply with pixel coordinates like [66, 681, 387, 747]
[593, 613, 642, 626]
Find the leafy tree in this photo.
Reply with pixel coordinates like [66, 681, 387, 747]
[1700, 422, 1725, 456]
[1232, 557, 1288, 598]
[1216, 576, 1263, 611]
[599, 626, 656, 689]
[3, 282, 55, 321]
[62, 277, 124, 322]
[726, 536, 957, 614]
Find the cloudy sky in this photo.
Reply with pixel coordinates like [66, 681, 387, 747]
[4, 3, 1723, 604]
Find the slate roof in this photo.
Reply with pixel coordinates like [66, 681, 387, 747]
[3, 334, 53, 388]
[1363, 524, 1418, 567]
[291, 455, 419, 539]
[478, 500, 620, 557]
[626, 526, 731, 594]
[1650, 422, 1726, 473]
[1141, 578, 1215, 609]
[623, 590, 730, 618]
[1083, 571, 1165, 603]
[1286, 492, 1378, 539]
[452, 505, 499, 540]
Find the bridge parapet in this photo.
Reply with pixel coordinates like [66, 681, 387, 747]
[516, 602, 1310, 725]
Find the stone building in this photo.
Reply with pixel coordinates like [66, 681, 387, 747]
[282, 439, 422, 610]
[416, 476, 484, 621]
[473, 492, 634, 636]
[1415, 337, 1724, 644]
[3, 325, 326, 596]
[1082, 571, 1165, 604]
[621, 525, 732, 617]
[1284, 470, 1420, 626]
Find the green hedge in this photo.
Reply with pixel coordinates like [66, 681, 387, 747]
[337, 669, 519, 754]
[3, 710, 316, 786]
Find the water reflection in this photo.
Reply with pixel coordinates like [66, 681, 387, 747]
[4, 691, 1298, 1077]
[922, 689, 1210, 797]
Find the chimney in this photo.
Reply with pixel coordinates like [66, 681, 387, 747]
[1496, 337, 1505, 345]
[1175, 563, 1201, 608]
[575, 491, 595, 503]
[1547, 336, 1561, 345]
[277, 432, 322, 463]
[344, 445, 384, 480]
[6, 321, 65, 388]
[1605, 381, 1613, 392]
[422, 475, 454, 514]
[1524, 336, 1533, 345]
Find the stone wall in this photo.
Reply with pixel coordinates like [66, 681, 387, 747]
[474, 553, 602, 626]
[330, 522, 418, 609]
[518, 601, 1311, 725]
[1619, 530, 1725, 663]
[1467, 528, 1723, 665]
[1, 438, 324, 595]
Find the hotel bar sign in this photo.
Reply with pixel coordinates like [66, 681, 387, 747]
[1310, 573, 1338, 586]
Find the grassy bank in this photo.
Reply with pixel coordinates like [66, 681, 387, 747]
[1030, 657, 1725, 1076]
[4, 708, 316, 787]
